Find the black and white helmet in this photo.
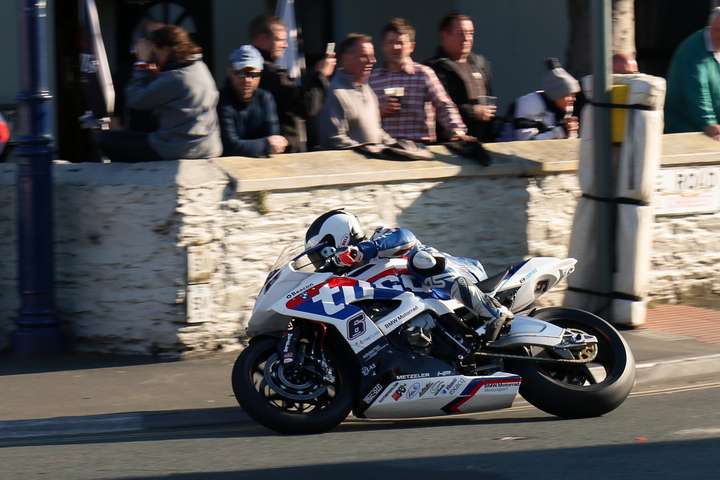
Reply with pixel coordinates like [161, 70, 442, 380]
[305, 209, 365, 267]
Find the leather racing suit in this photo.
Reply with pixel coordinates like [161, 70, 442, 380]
[341, 226, 512, 325]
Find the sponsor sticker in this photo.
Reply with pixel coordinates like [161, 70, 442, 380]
[396, 372, 430, 380]
[418, 382, 435, 398]
[406, 382, 422, 400]
[376, 386, 394, 404]
[391, 383, 407, 401]
[436, 370, 453, 377]
[483, 380, 521, 393]
[441, 379, 458, 395]
[351, 329, 382, 351]
[518, 268, 538, 284]
[361, 342, 388, 361]
[362, 384, 383, 404]
[379, 304, 420, 331]
[448, 378, 466, 395]
[361, 364, 377, 377]
[285, 284, 313, 299]
[430, 382, 445, 396]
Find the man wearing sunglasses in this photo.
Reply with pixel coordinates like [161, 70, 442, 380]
[218, 45, 288, 157]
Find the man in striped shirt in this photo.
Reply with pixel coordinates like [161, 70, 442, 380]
[369, 18, 468, 143]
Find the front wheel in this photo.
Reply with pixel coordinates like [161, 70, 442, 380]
[231, 336, 355, 434]
[504, 307, 635, 418]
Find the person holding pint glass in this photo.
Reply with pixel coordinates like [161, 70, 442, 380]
[369, 18, 468, 143]
[426, 12, 497, 142]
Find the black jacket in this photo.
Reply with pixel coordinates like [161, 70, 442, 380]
[217, 82, 280, 157]
[257, 48, 329, 152]
[426, 48, 495, 141]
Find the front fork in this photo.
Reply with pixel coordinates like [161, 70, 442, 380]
[278, 320, 335, 384]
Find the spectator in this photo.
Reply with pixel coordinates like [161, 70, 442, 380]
[249, 14, 335, 152]
[665, 7, 720, 140]
[124, 18, 165, 133]
[316, 34, 396, 149]
[612, 52, 639, 74]
[572, 52, 639, 120]
[218, 45, 288, 157]
[369, 18, 467, 143]
[503, 58, 580, 141]
[426, 12, 496, 142]
[93, 25, 222, 162]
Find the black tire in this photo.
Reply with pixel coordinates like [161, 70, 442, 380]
[504, 307, 635, 418]
[231, 336, 355, 434]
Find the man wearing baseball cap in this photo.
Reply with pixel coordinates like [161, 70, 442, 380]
[218, 45, 288, 157]
[503, 58, 581, 141]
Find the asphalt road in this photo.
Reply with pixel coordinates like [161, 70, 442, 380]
[2, 378, 720, 480]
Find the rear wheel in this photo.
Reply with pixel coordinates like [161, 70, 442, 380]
[231, 336, 355, 434]
[504, 307, 635, 418]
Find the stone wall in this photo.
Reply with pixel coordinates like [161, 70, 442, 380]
[0, 134, 718, 355]
[651, 213, 720, 304]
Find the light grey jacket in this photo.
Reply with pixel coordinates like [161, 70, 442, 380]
[316, 70, 395, 149]
[126, 57, 222, 159]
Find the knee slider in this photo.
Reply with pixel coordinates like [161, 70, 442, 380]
[409, 251, 446, 277]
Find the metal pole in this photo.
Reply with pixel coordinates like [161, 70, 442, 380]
[591, 0, 615, 319]
[12, 0, 65, 355]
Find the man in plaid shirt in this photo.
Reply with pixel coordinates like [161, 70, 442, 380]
[369, 18, 468, 143]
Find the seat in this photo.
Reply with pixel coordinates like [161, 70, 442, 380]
[475, 267, 511, 293]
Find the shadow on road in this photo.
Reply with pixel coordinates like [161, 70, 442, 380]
[0, 411, 557, 449]
[110, 437, 720, 480]
[0, 352, 180, 376]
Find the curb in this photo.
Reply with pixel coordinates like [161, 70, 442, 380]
[0, 407, 251, 442]
[2, 354, 720, 442]
[634, 353, 720, 385]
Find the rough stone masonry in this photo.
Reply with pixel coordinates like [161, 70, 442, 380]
[0, 135, 717, 355]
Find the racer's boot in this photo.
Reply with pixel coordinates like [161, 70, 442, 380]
[450, 277, 513, 342]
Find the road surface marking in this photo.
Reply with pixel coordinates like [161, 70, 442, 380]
[673, 427, 720, 436]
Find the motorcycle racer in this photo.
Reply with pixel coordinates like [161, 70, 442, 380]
[304, 209, 513, 330]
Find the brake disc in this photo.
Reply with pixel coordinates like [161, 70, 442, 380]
[263, 353, 328, 401]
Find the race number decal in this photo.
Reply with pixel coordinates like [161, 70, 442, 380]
[347, 315, 366, 340]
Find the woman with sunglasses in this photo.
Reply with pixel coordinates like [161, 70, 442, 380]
[217, 45, 288, 157]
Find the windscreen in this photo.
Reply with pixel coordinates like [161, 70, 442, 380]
[268, 244, 323, 273]
[269, 244, 304, 272]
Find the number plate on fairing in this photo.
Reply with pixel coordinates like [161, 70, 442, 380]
[363, 372, 522, 419]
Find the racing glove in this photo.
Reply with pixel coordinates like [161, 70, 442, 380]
[333, 246, 363, 267]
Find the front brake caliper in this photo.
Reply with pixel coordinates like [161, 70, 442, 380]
[319, 357, 336, 384]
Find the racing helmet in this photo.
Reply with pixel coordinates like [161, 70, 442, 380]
[305, 209, 365, 268]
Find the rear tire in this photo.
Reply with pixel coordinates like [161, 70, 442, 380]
[504, 307, 635, 418]
[231, 336, 355, 434]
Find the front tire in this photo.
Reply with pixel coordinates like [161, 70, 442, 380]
[505, 307, 635, 418]
[231, 336, 355, 434]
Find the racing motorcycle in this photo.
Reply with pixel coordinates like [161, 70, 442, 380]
[231, 245, 635, 434]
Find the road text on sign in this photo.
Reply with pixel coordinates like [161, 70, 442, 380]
[655, 167, 719, 215]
